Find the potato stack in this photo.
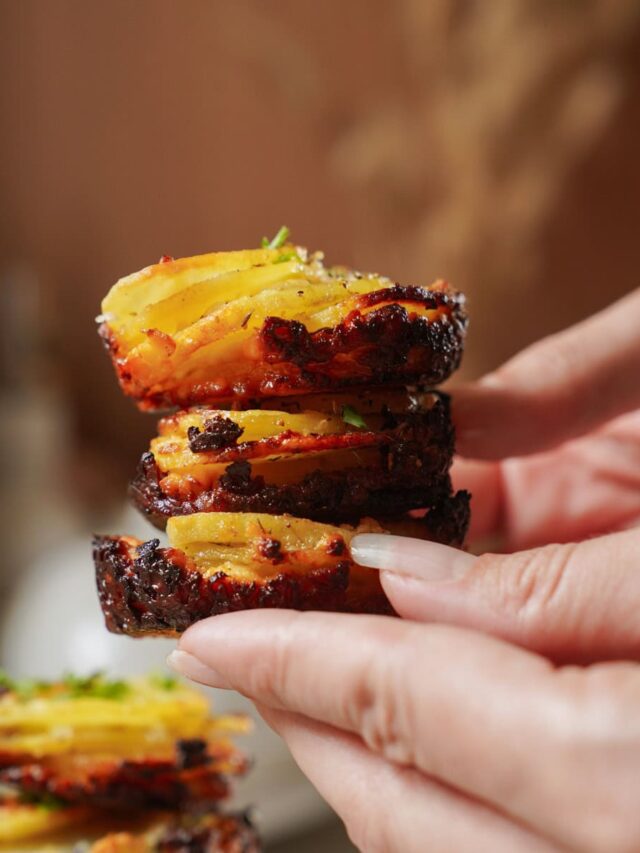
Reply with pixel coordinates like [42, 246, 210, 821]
[93, 232, 469, 636]
[0, 671, 258, 850]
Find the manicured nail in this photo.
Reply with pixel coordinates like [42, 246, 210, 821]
[350, 534, 475, 581]
[166, 650, 232, 689]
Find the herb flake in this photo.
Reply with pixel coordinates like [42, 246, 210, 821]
[342, 405, 368, 429]
[61, 672, 130, 701]
[149, 673, 180, 691]
[261, 225, 290, 250]
[19, 790, 66, 812]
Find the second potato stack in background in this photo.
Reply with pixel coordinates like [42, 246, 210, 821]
[92, 231, 470, 636]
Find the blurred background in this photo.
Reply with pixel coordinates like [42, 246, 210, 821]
[1, 0, 640, 849]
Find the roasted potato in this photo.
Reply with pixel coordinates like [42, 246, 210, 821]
[93, 499, 470, 637]
[130, 390, 457, 528]
[0, 799, 92, 844]
[98, 246, 466, 409]
[0, 673, 248, 815]
[0, 802, 258, 851]
[89, 811, 259, 853]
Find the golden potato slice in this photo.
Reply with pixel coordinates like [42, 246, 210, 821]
[93, 513, 392, 637]
[131, 391, 456, 529]
[0, 802, 92, 843]
[0, 673, 247, 761]
[98, 243, 466, 408]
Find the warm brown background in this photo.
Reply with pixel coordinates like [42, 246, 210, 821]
[1, 4, 640, 849]
[2, 0, 640, 515]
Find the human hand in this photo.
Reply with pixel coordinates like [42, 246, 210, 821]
[169, 599, 640, 852]
[166, 290, 640, 852]
[168, 529, 640, 851]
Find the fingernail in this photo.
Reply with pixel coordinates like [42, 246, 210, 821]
[350, 534, 475, 581]
[166, 650, 232, 689]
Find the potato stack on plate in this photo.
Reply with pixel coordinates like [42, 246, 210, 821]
[93, 231, 470, 636]
[0, 671, 258, 851]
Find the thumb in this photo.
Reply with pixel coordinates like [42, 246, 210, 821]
[350, 528, 640, 662]
[452, 288, 640, 460]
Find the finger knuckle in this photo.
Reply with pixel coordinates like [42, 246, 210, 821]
[553, 665, 640, 852]
[247, 612, 306, 705]
[475, 543, 577, 629]
[344, 810, 394, 853]
[352, 642, 418, 767]
[558, 663, 640, 747]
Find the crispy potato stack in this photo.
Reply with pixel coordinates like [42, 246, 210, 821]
[94, 236, 470, 634]
[98, 245, 466, 409]
[130, 390, 456, 527]
[0, 672, 253, 848]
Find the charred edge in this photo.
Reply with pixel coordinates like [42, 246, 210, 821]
[355, 284, 465, 313]
[92, 536, 353, 637]
[258, 285, 466, 375]
[176, 739, 211, 770]
[188, 416, 245, 453]
[133, 459, 455, 530]
[129, 452, 184, 527]
[186, 428, 385, 463]
[0, 760, 229, 812]
[156, 811, 261, 853]
[97, 322, 119, 358]
[326, 535, 346, 557]
[130, 400, 457, 528]
[422, 490, 471, 548]
[257, 537, 284, 564]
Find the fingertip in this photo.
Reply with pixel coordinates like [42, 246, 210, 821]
[166, 649, 232, 689]
[351, 534, 475, 580]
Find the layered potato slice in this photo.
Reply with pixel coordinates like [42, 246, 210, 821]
[0, 674, 248, 813]
[130, 390, 457, 528]
[0, 803, 258, 851]
[93, 501, 470, 637]
[98, 246, 466, 409]
[89, 811, 259, 853]
[0, 798, 93, 844]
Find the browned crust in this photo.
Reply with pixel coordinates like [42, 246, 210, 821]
[185, 426, 390, 463]
[0, 748, 232, 812]
[90, 811, 260, 853]
[93, 535, 382, 637]
[153, 811, 260, 853]
[130, 398, 456, 528]
[92, 493, 470, 637]
[102, 285, 466, 409]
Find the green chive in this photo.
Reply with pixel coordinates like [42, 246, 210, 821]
[261, 226, 290, 251]
[149, 673, 179, 691]
[342, 405, 368, 428]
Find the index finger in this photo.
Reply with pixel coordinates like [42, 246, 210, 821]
[175, 610, 640, 850]
[454, 288, 640, 459]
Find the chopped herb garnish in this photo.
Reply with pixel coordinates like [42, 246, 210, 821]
[61, 672, 130, 700]
[19, 790, 66, 811]
[275, 250, 299, 264]
[342, 405, 368, 429]
[1, 670, 131, 702]
[12, 679, 40, 700]
[0, 670, 48, 700]
[150, 672, 179, 691]
[261, 225, 290, 250]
